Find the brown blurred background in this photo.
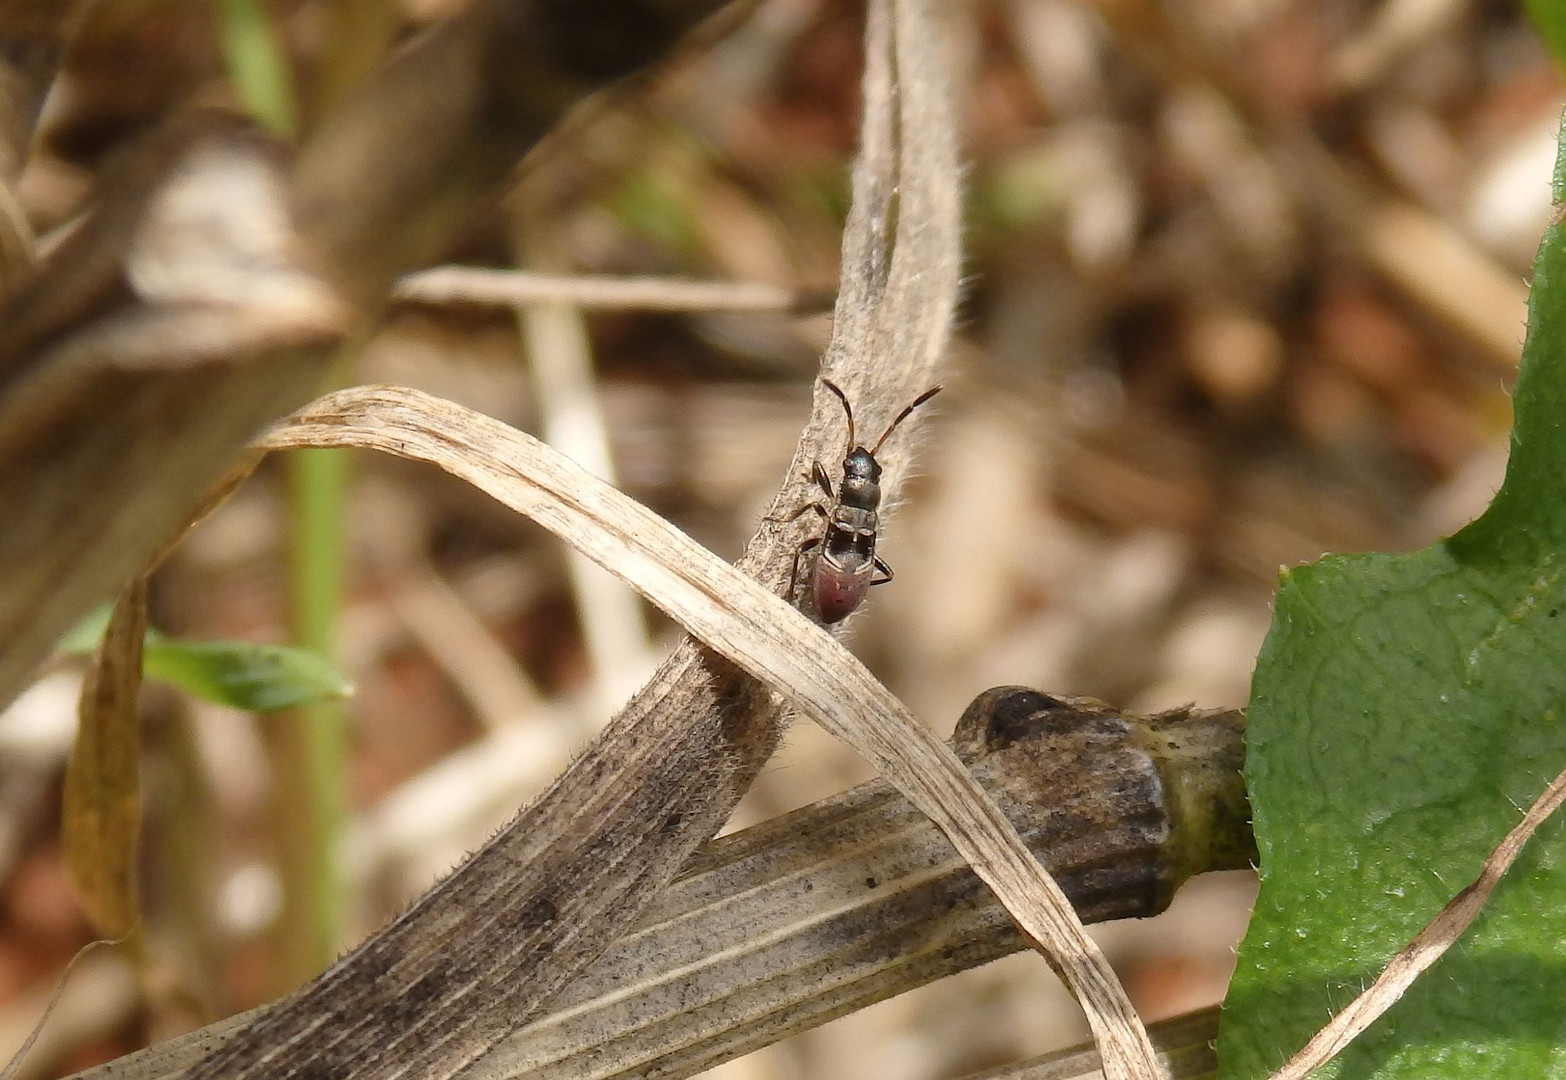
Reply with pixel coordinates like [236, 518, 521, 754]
[0, 0, 1558, 1077]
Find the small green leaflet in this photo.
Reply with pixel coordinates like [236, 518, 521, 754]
[59, 607, 352, 714]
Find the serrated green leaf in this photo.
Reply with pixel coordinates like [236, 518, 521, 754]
[142, 639, 351, 714]
[1216, 113, 1566, 1077]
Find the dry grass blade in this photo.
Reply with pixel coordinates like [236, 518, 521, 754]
[512, 238, 658, 707]
[61, 578, 148, 942]
[0, 938, 133, 1080]
[261, 381, 1160, 1080]
[1266, 762, 1566, 1079]
[958, 1008, 1218, 1080]
[395, 266, 804, 312]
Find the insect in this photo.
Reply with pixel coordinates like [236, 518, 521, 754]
[790, 378, 942, 623]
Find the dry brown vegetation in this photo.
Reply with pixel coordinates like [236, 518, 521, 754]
[0, 1, 1558, 1078]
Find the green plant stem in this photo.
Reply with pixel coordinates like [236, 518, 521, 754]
[212, 0, 297, 138]
[213, 0, 337, 992]
[267, 445, 350, 992]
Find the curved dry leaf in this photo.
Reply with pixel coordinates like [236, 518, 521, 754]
[260, 382, 1160, 1080]
[62, 579, 147, 941]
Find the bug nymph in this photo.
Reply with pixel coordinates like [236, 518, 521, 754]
[790, 378, 942, 623]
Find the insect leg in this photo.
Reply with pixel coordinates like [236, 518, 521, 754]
[768, 499, 829, 526]
[869, 555, 894, 586]
[791, 536, 823, 596]
[810, 461, 834, 499]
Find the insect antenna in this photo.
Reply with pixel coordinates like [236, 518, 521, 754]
[820, 378, 857, 456]
[870, 384, 943, 455]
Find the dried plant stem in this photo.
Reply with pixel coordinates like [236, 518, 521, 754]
[837, 0, 1156, 1071]
[395, 266, 806, 312]
[513, 231, 657, 707]
[262, 382, 1159, 1080]
[959, 1008, 1219, 1080]
[63, 696, 1249, 1080]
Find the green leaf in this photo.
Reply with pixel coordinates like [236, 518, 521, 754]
[1216, 113, 1566, 1076]
[142, 639, 351, 714]
[1524, 0, 1566, 74]
[58, 610, 352, 714]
